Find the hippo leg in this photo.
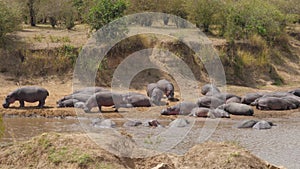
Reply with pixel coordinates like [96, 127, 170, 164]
[19, 100, 25, 108]
[114, 108, 119, 112]
[38, 100, 45, 108]
[98, 105, 102, 112]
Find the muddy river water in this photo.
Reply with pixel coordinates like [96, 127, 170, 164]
[1, 112, 300, 169]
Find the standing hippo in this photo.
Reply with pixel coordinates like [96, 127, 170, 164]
[156, 79, 175, 99]
[256, 97, 297, 110]
[146, 83, 158, 97]
[161, 102, 197, 115]
[149, 87, 164, 106]
[201, 84, 220, 95]
[84, 91, 125, 112]
[218, 103, 254, 116]
[3, 86, 49, 108]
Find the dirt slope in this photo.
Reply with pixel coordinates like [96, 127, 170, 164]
[0, 132, 283, 169]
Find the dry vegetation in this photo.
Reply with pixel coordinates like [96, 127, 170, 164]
[0, 132, 284, 169]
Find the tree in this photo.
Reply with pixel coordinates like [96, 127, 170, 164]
[186, 0, 222, 32]
[0, 0, 21, 40]
[87, 0, 128, 31]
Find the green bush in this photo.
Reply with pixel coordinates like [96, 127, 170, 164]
[87, 0, 128, 31]
[0, 1, 21, 41]
[224, 0, 285, 42]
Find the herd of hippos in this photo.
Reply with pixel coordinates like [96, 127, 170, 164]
[2, 79, 300, 129]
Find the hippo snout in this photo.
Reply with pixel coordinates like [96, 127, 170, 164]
[161, 109, 169, 115]
[2, 103, 9, 108]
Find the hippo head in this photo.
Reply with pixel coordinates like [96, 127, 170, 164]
[2, 95, 15, 108]
[161, 106, 179, 115]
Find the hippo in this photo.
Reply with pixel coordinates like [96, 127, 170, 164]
[149, 87, 164, 106]
[58, 93, 92, 103]
[72, 87, 108, 94]
[261, 91, 293, 98]
[226, 96, 241, 104]
[237, 120, 259, 128]
[289, 89, 300, 97]
[124, 94, 151, 107]
[282, 96, 300, 108]
[209, 108, 230, 118]
[218, 103, 254, 116]
[253, 120, 272, 130]
[57, 99, 79, 107]
[201, 84, 220, 95]
[156, 79, 175, 99]
[146, 83, 158, 97]
[237, 120, 275, 129]
[84, 91, 125, 112]
[74, 102, 85, 108]
[3, 86, 49, 108]
[256, 97, 297, 110]
[189, 107, 210, 117]
[241, 92, 264, 105]
[161, 102, 197, 115]
[196, 96, 225, 109]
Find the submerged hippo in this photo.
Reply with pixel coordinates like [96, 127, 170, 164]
[84, 91, 125, 112]
[218, 102, 254, 116]
[161, 102, 197, 115]
[3, 86, 49, 108]
[201, 84, 220, 95]
[156, 79, 175, 99]
[256, 97, 297, 110]
[237, 119, 275, 129]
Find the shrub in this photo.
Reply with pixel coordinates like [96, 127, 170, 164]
[0, 0, 21, 41]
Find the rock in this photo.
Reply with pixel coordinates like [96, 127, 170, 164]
[123, 120, 142, 127]
[92, 119, 116, 128]
[169, 118, 189, 127]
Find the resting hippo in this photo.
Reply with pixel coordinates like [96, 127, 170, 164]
[209, 108, 230, 118]
[57, 99, 79, 107]
[226, 96, 241, 104]
[146, 83, 158, 97]
[156, 79, 175, 99]
[289, 89, 300, 97]
[72, 87, 108, 94]
[237, 120, 259, 128]
[253, 120, 272, 130]
[161, 102, 197, 115]
[261, 91, 293, 98]
[218, 103, 254, 116]
[3, 86, 49, 108]
[189, 107, 210, 117]
[255, 97, 297, 110]
[201, 84, 220, 95]
[125, 94, 151, 107]
[84, 91, 125, 112]
[241, 92, 264, 105]
[57, 93, 92, 106]
[196, 96, 225, 109]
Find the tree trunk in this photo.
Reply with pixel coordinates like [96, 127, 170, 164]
[28, 0, 36, 26]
